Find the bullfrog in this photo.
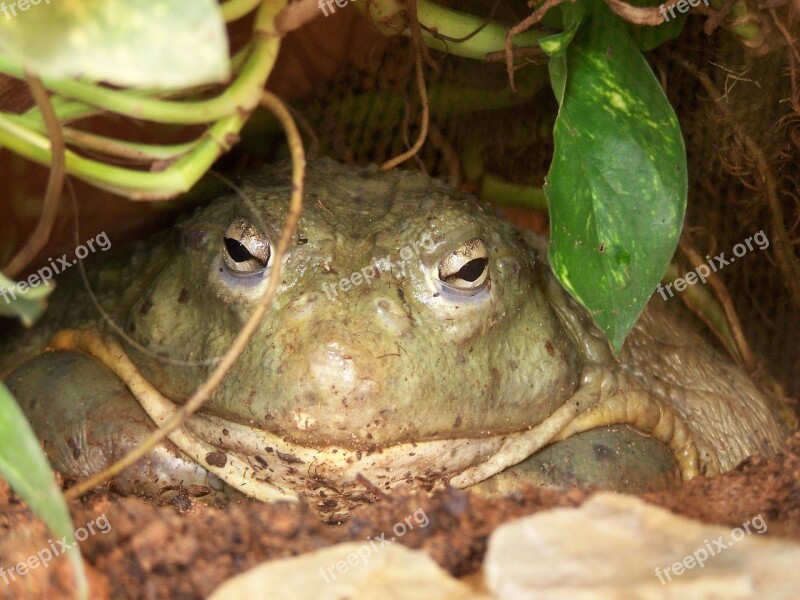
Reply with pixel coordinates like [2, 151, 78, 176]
[0, 159, 788, 515]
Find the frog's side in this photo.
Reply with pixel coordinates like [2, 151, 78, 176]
[0, 159, 788, 513]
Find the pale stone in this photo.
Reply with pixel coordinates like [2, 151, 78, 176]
[485, 492, 800, 600]
[209, 541, 492, 600]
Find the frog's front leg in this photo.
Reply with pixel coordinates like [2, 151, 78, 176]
[44, 329, 295, 503]
[6, 350, 231, 503]
[451, 365, 700, 491]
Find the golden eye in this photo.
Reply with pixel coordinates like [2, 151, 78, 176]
[222, 217, 271, 276]
[437, 238, 489, 294]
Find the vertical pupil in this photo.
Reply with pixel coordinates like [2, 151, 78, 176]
[456, 258, 488, 282]
[225, 238, 252, 263]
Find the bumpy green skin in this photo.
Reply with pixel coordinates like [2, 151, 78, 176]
[0, 159, 788, 505]
[127, 161, 581, 447]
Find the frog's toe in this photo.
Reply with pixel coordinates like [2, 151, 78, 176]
[470, 425, 680, 497]
[6, 350, 230, 504]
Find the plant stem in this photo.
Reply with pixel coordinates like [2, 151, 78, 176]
[0, 1, 286, 198]
[0, 5, 280, 125]
[415, 0, 549, 59]
[4, 113, 199, 161]
[221, 0, 264, 22]
[0, 111, 247, 198]
[480, 174, 548, 210]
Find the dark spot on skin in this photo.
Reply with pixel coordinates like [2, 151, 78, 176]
[266, 447, 274, 453]
[178, 288, 190, 304]
[181, 227, 207, 250]
[397, 288, 405, 301]
[139, 299, 153, 316]
[545, 340, 554, 356]
[508, 360, 518, 371]
[453, 414, 462, 428]
[67, 437, 81, 460]
[593, 444, 612, 461]
[222, 428, 229, 436]
[356, 451, 362, 460]
[206, 451, 228, 467]
[255, 456, 268, 467]
[277, 451, 304, 464]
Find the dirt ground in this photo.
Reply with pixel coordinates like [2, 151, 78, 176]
[0, 430, 797, 599]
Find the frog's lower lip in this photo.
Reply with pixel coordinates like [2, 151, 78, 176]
[183, 380, 701, 512]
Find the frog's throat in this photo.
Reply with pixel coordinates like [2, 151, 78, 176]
[49, 330, 700, 502]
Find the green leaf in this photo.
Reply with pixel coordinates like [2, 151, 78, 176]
[0, 0, 229, 88]
[0, 272, 53, 326]
[538, 1, 587, 57]
[0, 381, 87, 598]
[544, 3, 687, 352]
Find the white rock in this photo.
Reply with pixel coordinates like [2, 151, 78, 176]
[485, 492, 800, 600]
[209, 540, 492, 600]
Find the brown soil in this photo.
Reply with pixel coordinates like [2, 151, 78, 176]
[1, 431, 798, 599]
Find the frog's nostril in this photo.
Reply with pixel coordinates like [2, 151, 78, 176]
[374, 297, 412, 333]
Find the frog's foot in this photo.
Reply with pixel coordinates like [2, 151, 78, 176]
[6, 350, 232, 503]
[449, 367, 700, 489]
[47, 329, 295, 504]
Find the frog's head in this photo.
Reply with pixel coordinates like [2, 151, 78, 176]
[125, 159, 581, 450]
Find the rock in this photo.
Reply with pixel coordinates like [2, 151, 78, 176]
[485, 492, 800, 600]
[208, 541, 491, 600]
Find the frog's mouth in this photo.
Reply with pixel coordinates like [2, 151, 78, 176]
[50, 330, 700, 514]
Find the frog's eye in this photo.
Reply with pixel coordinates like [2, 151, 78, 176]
[222, 217, 271, 276]
[437, 238, 489, 295]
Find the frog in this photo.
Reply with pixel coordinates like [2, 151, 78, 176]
[0, 159, 789, 515]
